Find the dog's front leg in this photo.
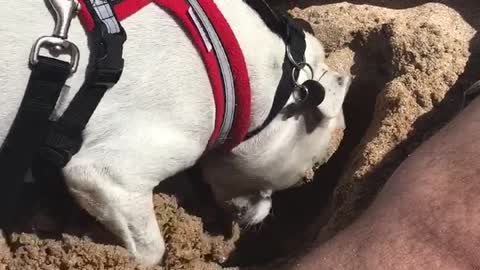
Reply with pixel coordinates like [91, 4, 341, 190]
[63, 160, 165, 265]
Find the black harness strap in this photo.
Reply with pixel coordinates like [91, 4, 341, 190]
[0, 57, 71, 229]
[38, 0, 126, 168]
[244, 0, 307, 138]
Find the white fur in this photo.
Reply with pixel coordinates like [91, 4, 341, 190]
[0, 0, 350, 265]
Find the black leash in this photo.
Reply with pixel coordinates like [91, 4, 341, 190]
[0, 54, 72, 229]
[0, 0, 81, 230]
[0, 0, 126, 230]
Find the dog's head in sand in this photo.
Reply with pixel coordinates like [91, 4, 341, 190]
[201, 23, 351, 225]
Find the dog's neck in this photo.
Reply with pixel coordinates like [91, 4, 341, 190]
[214, 0, 287, 132]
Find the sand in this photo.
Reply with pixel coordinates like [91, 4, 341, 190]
[1, 1, 478, 269]
[291, 0, 478, 237]
[0, 191, 240, 270]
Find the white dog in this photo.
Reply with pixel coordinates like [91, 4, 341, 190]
[0, 0, 350, 265]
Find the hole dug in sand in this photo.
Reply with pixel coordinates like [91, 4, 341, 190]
[1, 1, 478, 270]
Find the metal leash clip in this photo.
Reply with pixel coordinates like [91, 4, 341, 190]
[30, 0, 81, 74]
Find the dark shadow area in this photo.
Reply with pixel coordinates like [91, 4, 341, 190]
[153, 168, 235, 238]
[6, 179, 123, 254]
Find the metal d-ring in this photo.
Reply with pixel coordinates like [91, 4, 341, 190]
[287, 44, 316, 104]
[290, 61, 315, 105]
[291, 62, 314, 87]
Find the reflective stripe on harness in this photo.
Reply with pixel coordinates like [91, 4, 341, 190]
[88, 0, 122, 34]
[187, 0, 235, 147]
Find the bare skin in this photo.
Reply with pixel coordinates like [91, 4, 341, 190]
[268, 95, 480, 270]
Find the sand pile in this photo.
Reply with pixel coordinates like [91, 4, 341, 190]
[1, 1, 478, 269]
[0, 191, 240, 270]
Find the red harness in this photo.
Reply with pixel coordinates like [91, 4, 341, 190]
[77, 0, 251, 151]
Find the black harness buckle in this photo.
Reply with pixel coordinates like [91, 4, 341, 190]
[91, 25, 127, 88]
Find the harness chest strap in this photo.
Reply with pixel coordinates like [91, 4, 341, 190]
[78, 0, 252, 151]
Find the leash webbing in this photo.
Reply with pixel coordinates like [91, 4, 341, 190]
[0, 57, 71, 229]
